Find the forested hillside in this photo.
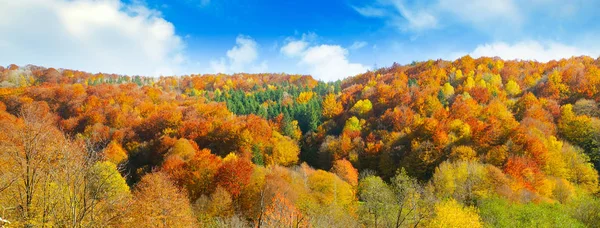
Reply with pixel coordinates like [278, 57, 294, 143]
[1, 55, 599, 227]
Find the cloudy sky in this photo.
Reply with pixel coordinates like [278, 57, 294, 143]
[1, 0, 599, 81]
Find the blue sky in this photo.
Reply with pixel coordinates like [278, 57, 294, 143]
[1, 0, 599, 81]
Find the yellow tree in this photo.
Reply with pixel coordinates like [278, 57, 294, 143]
[0, 103, 63, 225]
[266, 132, 300, 166]
[322, 93, 343, 119]
[449, 146, 477, 161]
[505, 80, 521, 96]
[425, 199, 483, 228]
[129, 172, 196, 227]
[0, 103, 131, 227]
[206, 186, 234, 218]
[297, 91, 315, 104]
[168, 138, 197, 161]
[351, 99, 373, 116]
[431, 161, 501, 204]
[308, 170, 355, 210]
[85, 161, 131, 225]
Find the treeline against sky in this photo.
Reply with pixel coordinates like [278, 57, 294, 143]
[0, 56, 599, 227]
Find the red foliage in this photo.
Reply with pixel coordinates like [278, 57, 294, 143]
[214, 157, 254, 198]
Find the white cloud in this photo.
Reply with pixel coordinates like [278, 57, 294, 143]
[0, 0, 185, 76]
[469, 40, 599, 62]
[227, 36, 259, 68]
[281, 35, 368, 81]
[209, 58, 228, 74]
[301, 45, 369, 81]
[210, 35, 268, 73]
[280, 32, 318, 57]
[281, 40, 309, 57]
[349, 41, 368, 50]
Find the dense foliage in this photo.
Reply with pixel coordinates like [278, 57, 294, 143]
[0, 56, 599, 227]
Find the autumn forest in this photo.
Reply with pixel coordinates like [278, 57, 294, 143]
[1, 56, 600, 227]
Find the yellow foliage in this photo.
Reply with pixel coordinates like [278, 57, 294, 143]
[440, 83, 455, 98]
[432, 161, 499, 203]
[448, 119, 471, 142]
[476, 78, 487, 88]
[297, 91, 315, 104]
[541, 136, 569, 179]
[322, 94, 343, 119]
[89, 161, 131, 201]
[424, 95, 443, 116]
[426, 199, 483, 228]
[130, 172, 196, 227]
[495, 60, 504, 70]
[551, 178, 575, 203]
[505, 80, 521, 96]
[524, 73, 541, 87]
[308, 170, 354, 208]
[208, 186, 234, 217]
[168, 138, 197, 161]
[223, 152, 239, 163]
[561, 144, 599, 193]
[350, 99, 373, 115]
[449, 146, 477, 161]
[455, 69, 464, 80]
[267, 131, 300, 166]
[463, 76, 475, 90]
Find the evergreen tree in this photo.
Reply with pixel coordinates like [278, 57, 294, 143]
[251, 144, 264, 166]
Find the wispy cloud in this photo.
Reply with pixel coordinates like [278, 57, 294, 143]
[352, 5, 387, 17]
[349, 41, 368, 50]
[353, 0, 437, 31]
[390, 0, 437, 31]
[353, 0, 521, 33]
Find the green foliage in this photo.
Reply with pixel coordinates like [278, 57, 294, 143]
[343, 116, 362, 132]
[478, 198, 585, 228]
[567, 195, 600, 227]
[216, 85, 323, 133]
[251, 144, 264, 166]
[358, 175, 395, 227]
[389, 168, 425, 227]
